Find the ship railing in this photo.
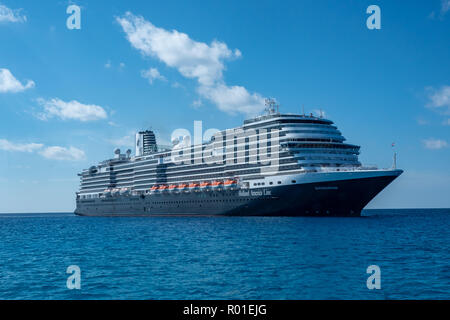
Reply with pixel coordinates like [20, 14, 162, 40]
[357, 164, 379, 170]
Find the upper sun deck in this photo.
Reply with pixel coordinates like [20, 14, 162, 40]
[243, 113, 334, 128]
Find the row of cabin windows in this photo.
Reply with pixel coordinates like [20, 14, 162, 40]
[150, 198, 273, 204]
[253, 180, 296, 187]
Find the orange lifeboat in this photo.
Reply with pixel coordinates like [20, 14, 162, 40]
[168, 184, 178, 192]
[159, 185, 169, 192]
[189, 182, 200, 191]
[200, 181, 211, 191]
[224, 179, 238, 189]
[211, 180, 224, 189]
[178, 183, 189, 191]
[150, 185, 160, 193]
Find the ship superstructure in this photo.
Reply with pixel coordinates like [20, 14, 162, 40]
[75, 102, 402, 216]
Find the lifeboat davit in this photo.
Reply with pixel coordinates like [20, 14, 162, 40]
[224, 179, 238, 189]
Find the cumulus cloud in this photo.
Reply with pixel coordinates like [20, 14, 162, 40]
[0, 4, 26, 23]
[198, 84, 265, 115]
[422, 138, 448, 150]
[116, 12, 265, 115]
[39, 146, 86, 161]
[37, 98, 107, 121]
[0, 139, 85, 161]
[0, 139, 43, 152]
[0, 68, 35, 93]
[141, 67, 166, 84]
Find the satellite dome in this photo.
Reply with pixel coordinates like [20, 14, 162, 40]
[114, 148, 121, 155]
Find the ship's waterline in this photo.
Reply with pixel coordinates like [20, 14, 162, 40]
[76, 104, 402, 217]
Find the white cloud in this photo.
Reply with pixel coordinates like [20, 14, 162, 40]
[39, 146, 86, 161]
[0, 4, 26, 23]
[0, 139, 85, 161]
[117, 12, 265, 116]
[422, 138, 448, 150]
[0, 68, 35, 93]
[426, 86, 450, 115]
[104, 60, 111, 68]
[141, 67, 166, 84]
[37, 98, 107, 121]
[198, 84, 265, 115]
[0, 139, 43, 152]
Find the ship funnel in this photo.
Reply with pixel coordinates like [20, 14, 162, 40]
[136, 130, 157, 156]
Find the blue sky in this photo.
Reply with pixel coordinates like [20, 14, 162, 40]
[0, 0, 449, 212]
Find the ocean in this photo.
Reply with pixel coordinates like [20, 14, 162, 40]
[0, 209, 449, 300]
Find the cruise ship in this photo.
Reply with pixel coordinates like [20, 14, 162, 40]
[75, 101, 402, 217]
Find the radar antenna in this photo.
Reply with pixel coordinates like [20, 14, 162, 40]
[264, 98, 279, 115]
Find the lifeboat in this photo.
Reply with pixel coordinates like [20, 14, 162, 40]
[159, 185, 169, 192]
[188, 182, 200, 191]
[211, 180, 224, 189]
[150, 185, 160, 193]
[168, 184, 178, 192]
[178, 183, 189, 192]
[200, 181, 211, 191]
[224, 179, 238, 189]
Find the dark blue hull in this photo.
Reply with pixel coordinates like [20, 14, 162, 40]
[75, 170, 402, 217]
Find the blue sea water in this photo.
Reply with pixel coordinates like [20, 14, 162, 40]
[0, 209, 449, 300]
